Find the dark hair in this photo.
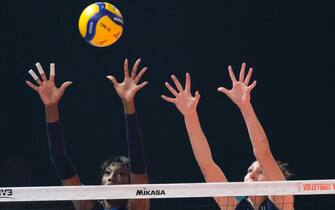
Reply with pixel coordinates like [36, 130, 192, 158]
[276, 160, 294, 179]
[252, 160, 294, 179]
[99, 155, 130, 181]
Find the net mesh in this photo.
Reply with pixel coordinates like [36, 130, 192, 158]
[2, 198, 335, 210]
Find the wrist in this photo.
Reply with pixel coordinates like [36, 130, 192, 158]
[44, 99, 60, 107]
[45, 104, 59, 123]
[122, 98, 134, 104]
[184, 110, 198, 119]
[238, 102, 253, 111]
[45, 104, 58, 111]
[239, 102, 254, 119]
[122, 100, 136, 114]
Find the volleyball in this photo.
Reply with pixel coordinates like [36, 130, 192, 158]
[78, 2, 124, 47]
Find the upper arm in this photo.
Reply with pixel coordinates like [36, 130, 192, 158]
[258, 153, 294, 210]
[130, 172, 148, 184]
[61, 175, 95, 210]
[258, 151, 285, 181]
[269, 195, 294, 210]
[130, 173, 150, 210]
[200, 161, 237, 209]
[200, 160, 227, 183]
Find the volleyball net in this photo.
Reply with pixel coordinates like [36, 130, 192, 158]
[1, 179, 335, 209]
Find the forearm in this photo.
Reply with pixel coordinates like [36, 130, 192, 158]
[125, 101, 146, 175]
[239, 103, 271, 160]
[47, 118, 77, 180]
[184, 112, 215, 173]
[45, 104, 60, 123]
[123, 100, 135, 114]
[185, 113, 233, 209]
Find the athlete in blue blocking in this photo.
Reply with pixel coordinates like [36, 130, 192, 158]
[26, 59, 150, 210]
[161, 63, 294, 210]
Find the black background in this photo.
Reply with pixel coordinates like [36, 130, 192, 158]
[1, 0, 334, 209]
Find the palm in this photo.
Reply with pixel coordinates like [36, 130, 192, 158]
[115, 78, 138, 102]
[161, 73, 200, 117]
[174, 92, 198, 116]
[37, 81, 64, 105]
[26, 63, 71, 106]
[107, 58, 148, 102]
[226, 82, 250, 106]
[218, 63, 256, 108]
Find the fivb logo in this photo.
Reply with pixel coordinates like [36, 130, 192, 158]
[136, 188, 166, 196]
[0, 188, 13, 199]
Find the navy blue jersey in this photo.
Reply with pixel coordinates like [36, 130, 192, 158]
[235, 198, 279, 210]
[92, 200, 127, 210]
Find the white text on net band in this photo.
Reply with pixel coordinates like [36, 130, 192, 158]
[1, 179, 335, 202]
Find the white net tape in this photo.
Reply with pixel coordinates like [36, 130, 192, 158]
[0, 179, 334, 202]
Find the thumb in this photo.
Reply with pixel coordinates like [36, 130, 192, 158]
[194, 91, 201, 105]
[106, 75, 119, 88]
[59, 81, 73, 94]
[217, 87, 229, 95]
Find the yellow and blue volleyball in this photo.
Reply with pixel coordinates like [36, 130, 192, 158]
[78, 2, 123, 47]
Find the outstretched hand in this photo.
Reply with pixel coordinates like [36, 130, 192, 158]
[217, 63, 256, 108]
[26, 63, 72, 107]
[107, 58, 148, 103]
[161, 73, 200, 117]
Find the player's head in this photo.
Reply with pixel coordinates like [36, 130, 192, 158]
[100, 155, 130, 185]
[99, 156, 130, 208]
[244, 160, 293, 182]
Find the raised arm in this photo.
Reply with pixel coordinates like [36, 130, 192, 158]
[218, 63, 294, 209]
[26, 63, 93, 210]
[107, 58, 149, 210]
[161, 73, 237, 209]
